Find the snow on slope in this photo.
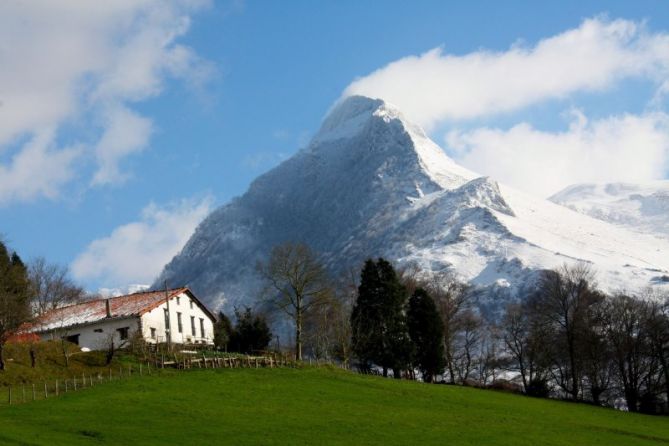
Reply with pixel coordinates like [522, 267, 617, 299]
[154, 96, 669, 314]
[550, 181, 669, 240]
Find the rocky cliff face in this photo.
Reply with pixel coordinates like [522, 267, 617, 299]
[154, 96, 669, 313]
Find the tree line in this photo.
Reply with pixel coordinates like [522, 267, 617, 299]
[255, 242, 669, 415]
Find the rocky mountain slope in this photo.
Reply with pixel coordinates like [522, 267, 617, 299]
[154, 96, 669, 313]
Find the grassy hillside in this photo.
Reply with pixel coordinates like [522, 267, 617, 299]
[0, 341, 142, 387]
[0, 367, 667, 445]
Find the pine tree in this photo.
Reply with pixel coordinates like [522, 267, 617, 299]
[351, 259, 383, 371]
[213, 311, 233, 351]
[407, 288, 445, 383]
[0, 242, 32, 370]
[228, 308, 272, 354]
[351, 258, 412, 377]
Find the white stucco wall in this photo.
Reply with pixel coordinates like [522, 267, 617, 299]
[38, 291, 215, 350]
[39, 317, 140, 351]
[141, 291, 215, 345]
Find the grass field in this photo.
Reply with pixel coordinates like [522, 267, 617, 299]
[0, 367, 668, 445]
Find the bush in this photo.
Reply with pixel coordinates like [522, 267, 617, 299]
[526, 378, 551, 398]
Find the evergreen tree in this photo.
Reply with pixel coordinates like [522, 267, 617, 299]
[0, 242, 32, 370]
[407, 288, 445, 383]
[213, 311, 233, 351]
[351, 258, 412, 377]
[351, 259, 383, 371]
[228, 308, 272, 354]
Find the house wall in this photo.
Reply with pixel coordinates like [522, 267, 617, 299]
[140, 291, 215, 345]
[39, 317, 140, 351]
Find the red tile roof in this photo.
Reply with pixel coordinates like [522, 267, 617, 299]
[32, 288, 189, 332]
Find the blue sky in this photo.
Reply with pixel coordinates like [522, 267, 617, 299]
[1, 1, 668, 292]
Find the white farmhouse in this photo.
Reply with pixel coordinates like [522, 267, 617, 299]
[32, 288, 216, 351]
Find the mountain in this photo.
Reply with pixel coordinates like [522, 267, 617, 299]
[550, 181, 669, 240]
[154, 96, 669, 314]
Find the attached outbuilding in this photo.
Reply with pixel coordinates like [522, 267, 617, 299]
[31, 287, 216, 351]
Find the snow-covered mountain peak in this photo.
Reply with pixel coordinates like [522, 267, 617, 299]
[155, 99, 669, 316]
[314, 95, 399, 143]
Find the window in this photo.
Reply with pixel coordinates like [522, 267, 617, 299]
[200, 318, 205, 338]
[176, 296, 181, 305]
[117, 327, 129, 341]
[191, 316, 196, 336]
[177, 312, 183, 333]
[65, 334, 80, 345]
[189, 300, 193, 309]
[150, 328, 156, 339]
[94, 328, 103, 333]
[164, 308, 170, 332]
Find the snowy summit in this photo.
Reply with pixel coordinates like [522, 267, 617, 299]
[155, 96, 669, 313]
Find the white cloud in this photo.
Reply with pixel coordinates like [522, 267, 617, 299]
[0, 129, 82, 204]
[344, 17, 669, 129]
[71, 196, 213, 288]
[447, 111, 669, 197]
[92, 105, 153, 185]
[0, 1, 212, 204]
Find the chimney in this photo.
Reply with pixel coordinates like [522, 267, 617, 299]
[105, 299, 112, 318]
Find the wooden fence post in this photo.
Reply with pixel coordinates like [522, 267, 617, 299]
[44, 382, 48, 399]
[65, 380, 68, 393]
[55, 380, 59, 396]
[73, 377, 77, 391]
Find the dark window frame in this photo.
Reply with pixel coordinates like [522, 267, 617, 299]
[117, 327, 129, 341]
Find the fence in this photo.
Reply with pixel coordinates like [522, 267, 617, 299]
[1, 353, 294, 407]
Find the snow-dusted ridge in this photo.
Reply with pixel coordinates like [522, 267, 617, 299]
[155, 96, 669, 314]
[550, 181, 669, 240]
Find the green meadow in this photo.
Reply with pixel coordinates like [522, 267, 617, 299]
[0, 367, 667, 445]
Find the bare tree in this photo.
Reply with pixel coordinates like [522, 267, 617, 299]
[304, 287, 353, 364]
[603, 293, 658, 412]
[531, 263, 603, 400]
[476, 323, 501, 386]
[453, 309, 482, 383]
[258, 242, 332, 361]
[581, 299, 614, 405]
[502, 303, 531, 391]
[28, 257, 85, 316]
[501, 301, 552, 394]
[433, 275, 472, 384]
[646, 294, 669, 406]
